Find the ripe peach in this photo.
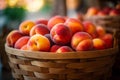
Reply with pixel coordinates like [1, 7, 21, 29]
[47, 15, 66, 30]
[64, 18, 84, 35]
[20, 45, 28, 50]
[14, 36, 30, 49]
[83, 21, 97, 38]
[96, 26, 106, 37]
[50, 45, 61, 52]
[56, 46, 73, 53]
[103, 7, 112, 14]
[109, 9, 120, 16]
[85, 7, 99, 17]
[93, 38, 106, 50]
[101, 33, 113, 48]
[30, 24, 49, 36]
[27, 34, 50, 51]
[19, 20, 35, 35]
[97, 11, 108, 16]
[35, 18, 48, 25]
[6, 30, 24, 47]
[71, 32, 93, 51]
[50, 23, 72, 45]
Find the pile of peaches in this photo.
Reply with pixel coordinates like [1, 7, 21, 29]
[6, 15, 113, 53]
[85, 4, 120, 18]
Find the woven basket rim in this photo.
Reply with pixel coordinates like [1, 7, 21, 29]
[85, 15, 120, 20]
[5, 43, 118, 60]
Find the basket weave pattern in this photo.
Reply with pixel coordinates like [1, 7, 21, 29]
[85, 16, 120, 30]
[5, 43, 118, 80]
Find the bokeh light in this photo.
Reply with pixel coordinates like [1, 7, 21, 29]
[25, 0, 44, 12]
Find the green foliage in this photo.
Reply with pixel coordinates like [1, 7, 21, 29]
[3, 7, 26, 21]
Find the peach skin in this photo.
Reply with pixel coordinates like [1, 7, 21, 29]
[56, 46, 73, 53]
[96, 26, 106, 37]
[50, 23, 72, 45]
[83, 21, 98, 38]
[65, 18, 84, 35]
[14, 36, 30, 49]
[101, 33, 113, 48]
[47, 15, 66, 30]
[97, 11, 108, 16]
[20, 45, 28, 50]
[85, 7, 99, 18]
[93, 38, 106, 50]
[6, 30, 24, 47]
[50, 45, 61, 52]
[30, 24, 49, 36]
[19, 20, 35, 35]
[102, 7, 112, 15]
[27, 34, 50, 51]
[71, 32, 93, 51]
[35, 18, 48, 25]
[109, 9, 120, 16]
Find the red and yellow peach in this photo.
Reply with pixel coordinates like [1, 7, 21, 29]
[14, 36, 30, 49]
[47, 15, 66, 30]
[27, 34, 50, 51]
[19, 20, 35, 35]
[56, 46, 73, 53]
[65, 18, 84, 35]
[71, 32, 93, 51]
[50, 23, 72, 45]
[30, 24, 49, 36]
[93, 38, 106, 50]
[6, 30, 24, 47]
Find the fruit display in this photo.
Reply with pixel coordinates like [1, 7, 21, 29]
[6, 15, 114, 53]
[85, 4, 120, 18]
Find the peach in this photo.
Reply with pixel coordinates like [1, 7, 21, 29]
[96, 26, 106, 37]
[83, 21, 98, 38]
[27, 34, 50, 51]
[85, 7, 99, 17]
[93, 38, 106, 50]
[64, 18, 84, 35]
[6, 30, 24, 47]
[19, 20, 35, 35]
[47, 15, 66, 30]
[109, 9, 120, 16]
[101, 33, 113, 48]
[50, 23, 72, 45]
[56, 46, 73, 53]
[20, 45, 28, 50]
[30, 24, 49, 36]
[97, 11, 108, 16]
[71, 32, 93, 51]
[102, 7, 112, 14]
[35, 18, 48, 25]
[14, 36, 30, 49]
[50, 45, 61, 52]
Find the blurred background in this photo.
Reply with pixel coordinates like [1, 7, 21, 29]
[0, 0, 120, 80]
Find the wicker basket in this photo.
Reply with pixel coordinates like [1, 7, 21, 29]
[85, 15, 120, 72]
[5, 36, 118, 80]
